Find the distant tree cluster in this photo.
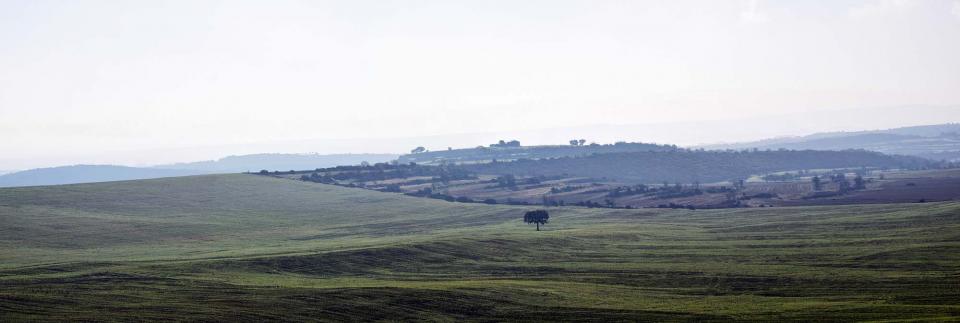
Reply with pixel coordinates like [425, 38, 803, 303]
[761, 170, 811, 182]
[574, 200, 606, 208]
[805, 171, 869, 199]
[398, 141, 677, 164]
[296, 163, 476, 186]
[854, 175, 866, 190]
[651, 187, 704, 199]
[490, 140, 521, 148]
[826, 172, 867, 193]
[656, 203, 698, 210]
[549, 185, 586, 194]
[403, 187, 534, 206]
[600, 183, 729, 199]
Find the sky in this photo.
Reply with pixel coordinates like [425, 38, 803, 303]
[2, 0, 960, 170]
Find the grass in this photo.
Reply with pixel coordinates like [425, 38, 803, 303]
[1, 174, 959, 321]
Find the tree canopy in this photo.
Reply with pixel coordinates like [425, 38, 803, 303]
[524, 210, 549, 231]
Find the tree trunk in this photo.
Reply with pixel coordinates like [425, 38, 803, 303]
[536, 222, 540, 231]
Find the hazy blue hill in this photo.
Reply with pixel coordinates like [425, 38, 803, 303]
[0, 153, 400, 188]
[701, 124, 960, 160]
[869, 123, 960, 137]
[754, 133, 921, 151]
[917, 150, 960, 161]
[0, 165, 209, 188]
[157, 153, 399, 172]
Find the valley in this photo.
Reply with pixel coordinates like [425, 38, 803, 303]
[2, 174, 959, 321]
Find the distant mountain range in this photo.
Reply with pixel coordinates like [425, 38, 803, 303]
[0, 153, 398, 188]
[154, 153, 398, 173]
[0, 165, 209, 188]
[5, 123, 958, 188]
[699, 124, 960, 161]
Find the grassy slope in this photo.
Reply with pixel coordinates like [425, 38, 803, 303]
[1, 174, 959, 321]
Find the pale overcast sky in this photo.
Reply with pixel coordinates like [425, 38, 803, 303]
[2, 0, 960, 169]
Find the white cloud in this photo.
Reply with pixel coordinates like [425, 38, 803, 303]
[952, 1, 960, 19]
[740, 0, 769, 23]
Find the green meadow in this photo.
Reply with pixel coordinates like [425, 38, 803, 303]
[1, 174, 958, 321]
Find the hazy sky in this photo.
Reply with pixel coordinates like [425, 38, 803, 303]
[2, 0, 960, 169]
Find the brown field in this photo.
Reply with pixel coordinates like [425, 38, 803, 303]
[778, 169, 960, 206]
[277, 167, 960, 209]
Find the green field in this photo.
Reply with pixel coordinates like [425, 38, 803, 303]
[1, 174, 959, 321]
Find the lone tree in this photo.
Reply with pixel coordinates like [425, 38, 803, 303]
[524, 209, 550, 231]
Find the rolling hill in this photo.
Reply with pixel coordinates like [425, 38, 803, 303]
[1, 174, 958, 320]
[460, 149, 937, 184]
[0, 153, 398, 188]
[397, 142, 678, 165]
[701, 123, 960, 160]
[0, 165, 209, 188]
[157, 153, 398, 172]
